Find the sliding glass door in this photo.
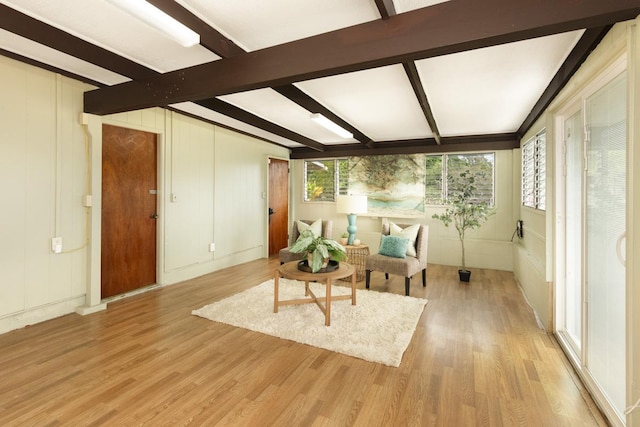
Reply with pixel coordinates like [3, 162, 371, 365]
[556, 68, 627, 423]
[584, 72, 627, 417]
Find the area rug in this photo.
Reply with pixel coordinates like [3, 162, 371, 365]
[192, 278, 428, 367]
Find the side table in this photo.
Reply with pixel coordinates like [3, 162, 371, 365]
[341, 244, 369, 282]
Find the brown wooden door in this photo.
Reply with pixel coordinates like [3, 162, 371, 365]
[268, 158, 289, 256]
[101, 125, 157, 298]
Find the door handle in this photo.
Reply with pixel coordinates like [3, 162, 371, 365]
[616, 232, 626, 267]
[268, 207, 275, 215]
[150, 213, 158, 219]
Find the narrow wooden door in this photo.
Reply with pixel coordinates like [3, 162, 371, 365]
[268, 158, 289, 256]
[101, 125, 157, 298]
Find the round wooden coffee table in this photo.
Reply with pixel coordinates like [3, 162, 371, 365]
[274, 261, 356, 326]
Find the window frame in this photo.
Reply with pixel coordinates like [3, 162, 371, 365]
[302, 158, 348, 202]
[522, 130, 546, 210]
[303, 152, 496, 207]
[425, 152, 496, 207]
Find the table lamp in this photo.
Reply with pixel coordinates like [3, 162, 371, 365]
[336, 195, 368, 245]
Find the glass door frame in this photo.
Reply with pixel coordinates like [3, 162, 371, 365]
[553, 101, 584, 363]
[552, 54, 628, 426]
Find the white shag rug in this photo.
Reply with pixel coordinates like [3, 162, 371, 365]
[192, 278, 428, 367]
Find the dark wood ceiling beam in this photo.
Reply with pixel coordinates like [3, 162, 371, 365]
[84, 0, 640, 115]
[517, 25, 611, 138]
[0, 0, 332, 151]
[146, 0, 245, 58]
[402, 56, 442, 145]
[136, 0, 370, 150]
[290, 133, 519, 159]
[148, 0, 348, 151]
[375, 0, 442, 145]
[0, 4, 154, 80]
[195, 98, 325, 151]
[0, 3, 326, 149]
[374, 0, 396, 19]
[272, 85, 373, 146]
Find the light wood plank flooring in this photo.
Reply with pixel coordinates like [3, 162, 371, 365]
[0, 258, 607, 426]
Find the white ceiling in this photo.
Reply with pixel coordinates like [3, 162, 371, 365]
[296, 65, 434, 141]
[0, 0, 590, 150]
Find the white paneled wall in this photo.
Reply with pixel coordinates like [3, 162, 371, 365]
[0, 56, 91, 330]
[0, 55, 290, 333]
[213, 127, 279, 269]
[165, 113, 215, 271]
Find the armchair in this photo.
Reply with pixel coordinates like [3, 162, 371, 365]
[279, 219, 333, 264]
[365, 218, 429, 296]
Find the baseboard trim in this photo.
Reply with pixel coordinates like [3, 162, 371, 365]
[0, 296, 86, 335]
[75, 303, 107, 316]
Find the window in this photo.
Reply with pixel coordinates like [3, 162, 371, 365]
[425, 153, 495, 205]
[305, 153, 495, 205]
[303, 159, 348, 201]
[522, 131, 546, 210]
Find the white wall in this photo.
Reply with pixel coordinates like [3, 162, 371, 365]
[0, 55, 289, 334]
[513, 114, 551, 329]
[291, 149, 515, 272]
[513, 21, 636, 330]
[0, 56, 91, 332]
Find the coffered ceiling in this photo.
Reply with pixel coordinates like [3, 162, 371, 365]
[1, 0, 639, 158]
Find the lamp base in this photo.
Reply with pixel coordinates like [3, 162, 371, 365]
[346, 213, 357, 245]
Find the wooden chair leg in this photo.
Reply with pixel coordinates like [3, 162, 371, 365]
[365, 270, 371, 289]
[404, 277, 410, 296]
[422, 269, 426, 287]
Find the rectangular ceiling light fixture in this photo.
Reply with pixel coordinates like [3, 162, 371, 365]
[107, 0, 200, 47]
[310, 113, 353, 139]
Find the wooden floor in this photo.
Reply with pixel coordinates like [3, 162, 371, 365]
[0, 258, 607, 426]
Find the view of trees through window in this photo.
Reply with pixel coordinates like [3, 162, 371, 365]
[445, 153, 495, 205]
[304, 159, 348, 202]
[304, 153, 494, 205]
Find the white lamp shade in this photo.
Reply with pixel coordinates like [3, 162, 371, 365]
[336, 195, 368, 214]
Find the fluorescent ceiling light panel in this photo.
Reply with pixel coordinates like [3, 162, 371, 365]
[310, 113, 353, 139]
[107, 0, 200, 47]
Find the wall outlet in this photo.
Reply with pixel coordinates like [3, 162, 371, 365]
[52, 237, 63, 253]
[170, 193, 178, 203]
[209, 243, 215, 252]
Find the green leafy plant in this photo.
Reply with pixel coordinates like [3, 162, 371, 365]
[289, 229, 347, 273]
[432, 170, 495, 271]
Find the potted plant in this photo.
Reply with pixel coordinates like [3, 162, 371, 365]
[289, 229, 347, 273]
[432, 169, 495, 282]
[339, 233, 349, 246]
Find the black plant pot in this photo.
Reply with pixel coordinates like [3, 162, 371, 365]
[458, 269, 471, 282]
[297, 259, 339, 273]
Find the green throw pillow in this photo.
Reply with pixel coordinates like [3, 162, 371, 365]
[378, 235, 409, 259]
